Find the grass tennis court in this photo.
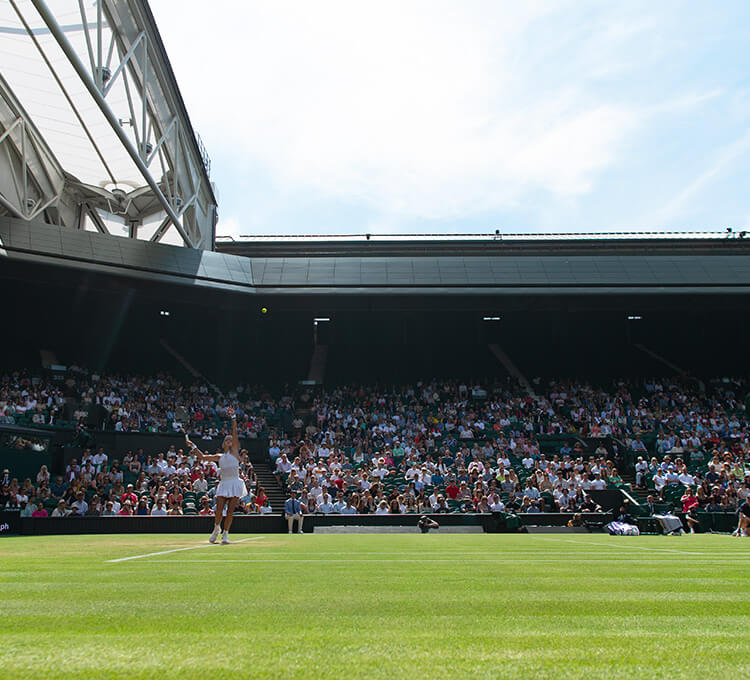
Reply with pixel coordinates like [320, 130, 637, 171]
[2, 533, 749, 679]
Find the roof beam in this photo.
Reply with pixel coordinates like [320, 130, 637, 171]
[28, 0, 195, 248]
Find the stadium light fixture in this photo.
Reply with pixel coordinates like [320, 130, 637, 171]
[483, 316, 501, 321]
[627, 315, 642, 320]
[160, 310, 170, 317]
[313, 317, 331, 322]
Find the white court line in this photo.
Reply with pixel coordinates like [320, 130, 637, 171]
[106, 536, 264, 563]
[556, 538, 705, 555]
[140, 556, 741, 564]
[171, 550, 750, 557]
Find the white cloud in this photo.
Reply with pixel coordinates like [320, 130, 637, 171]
[152, 1, 721, 227]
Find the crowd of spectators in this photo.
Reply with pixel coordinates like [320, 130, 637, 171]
[0, 448, 268, 518]
[0, 369, 290, 437]
[1, 371, 749, 520]
[267, 376, 749, 517]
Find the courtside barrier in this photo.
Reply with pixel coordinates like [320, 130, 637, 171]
[17, 512, 620, 535]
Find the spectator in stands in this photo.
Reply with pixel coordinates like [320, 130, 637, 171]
[19, 500, 33, 518]
[36, 465, 49, 487]
[121, 484, 138, 508]
[70, 492, 88, 516]
[87, 495, 103, 516]
[259, 498, 273, 514]
[341, 498, 357, 514]
[51, 499, 68, 517]
[653, 469, 666, 498]
[317, 492, 333, 514]
[198, 496, 213, 515]
[150, 498, 168, 516]
[681, 488, 699, 514]
[332, 491, 347, 514]
[275, 453, 292, 483]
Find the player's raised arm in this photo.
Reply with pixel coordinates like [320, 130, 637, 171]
[227, 406, 240, 457]
[185, 433, 221, 463]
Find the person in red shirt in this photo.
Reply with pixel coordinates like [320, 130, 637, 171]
[120, 483, 137, 507]
[118, 499, 134, 515]
[681, 488, 699, 514]
[445, 480, 459, 499]
[254, 485, 267, 507]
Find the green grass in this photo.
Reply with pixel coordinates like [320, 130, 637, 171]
[1, 533, 749, 679]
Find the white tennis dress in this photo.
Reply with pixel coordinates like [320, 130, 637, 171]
[215, 452, 247, 498]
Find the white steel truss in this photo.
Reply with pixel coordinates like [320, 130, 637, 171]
[0, 0, 217, 248]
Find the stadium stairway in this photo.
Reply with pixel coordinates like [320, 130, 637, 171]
[619, 470, 651, 505]
[487, 344, 536, 396]
[252, 461, 286, 511]
[307, 344, 328, 383]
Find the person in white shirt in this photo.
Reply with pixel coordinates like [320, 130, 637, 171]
[150, 498, 168, 516]
[590, 474, 607, 491]
[275, 453, 292, 475]
[259, 499, 273, 514]
[653, 470, 666, 495]
[522, 481, 540, 500]
[375, 500, 389, 514]
[665, 467, 681, 485]
[309, 481, 324, 501]
[634, 457, 649, 487]
[332, 492, 347, 513]
[678, 471, 695, 486]
[497, 453, 511, 468]
[268, 442, 281, 460]
[488, 493, 505, 512]
[92, 449, 108, 472]
[556, 489, 574, 511]
[51, 500, 68, 517]
[340, 500, 357, 514]
[317, 493, 334, 514]
[371, 459, 389, 480]
[70, 493, 88, 515]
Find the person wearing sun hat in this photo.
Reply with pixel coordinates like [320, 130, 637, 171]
[118, 499, 134, 516]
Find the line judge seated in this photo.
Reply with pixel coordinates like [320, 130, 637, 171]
[284, 489, 306, 534]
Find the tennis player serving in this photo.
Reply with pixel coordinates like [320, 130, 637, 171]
[185, 407, 246, 544]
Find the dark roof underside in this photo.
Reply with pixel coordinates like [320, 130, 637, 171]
[3, 217, 750, 295]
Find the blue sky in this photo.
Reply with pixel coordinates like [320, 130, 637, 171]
[152, 1, 750, 237]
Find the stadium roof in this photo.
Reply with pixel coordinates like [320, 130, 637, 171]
[0, 0, 216, 248]
[217, 230, 736, 243]
[4, 216, 750, 296]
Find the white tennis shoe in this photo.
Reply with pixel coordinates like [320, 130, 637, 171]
[209, 525, 221, 543]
